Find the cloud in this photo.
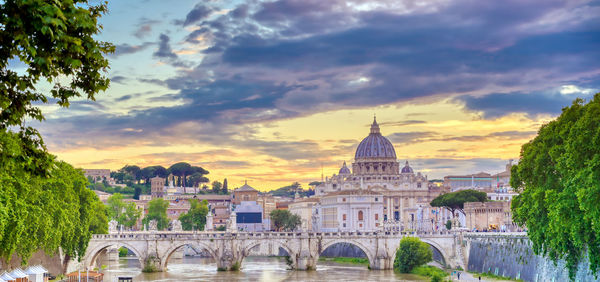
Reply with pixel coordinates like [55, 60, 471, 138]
[111, 42, 154, 57]
[179, 4, 214, 26]
[153, 34, 177, 59]
[110, 75, 127, 84]
[454, 87, 598, 118]
[133, 18, 161, 39]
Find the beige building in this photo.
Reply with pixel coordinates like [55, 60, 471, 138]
[151, 176, 165, 199]
[314, 190, 384, 232]
[464, 201, 513, 231]
[84, 169, 111, 182]
[315, 118, 444, 230]
[257, 195, 277, 220]
[288, 198, 320, 231]
[232, 181, 259, 205]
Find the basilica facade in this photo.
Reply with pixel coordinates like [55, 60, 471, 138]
[314, 118, 447, 230]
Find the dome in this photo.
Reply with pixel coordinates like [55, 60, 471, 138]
[339, 161, 351, 174]
[401, 161, 414, 173]
[354, 117, 397, 159]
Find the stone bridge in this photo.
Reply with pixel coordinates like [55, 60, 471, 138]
[81, 231, 463, 272]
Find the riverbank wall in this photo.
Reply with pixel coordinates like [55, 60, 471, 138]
[465, 233, 600, 282]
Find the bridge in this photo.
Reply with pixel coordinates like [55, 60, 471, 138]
[81, 231, 463, 272]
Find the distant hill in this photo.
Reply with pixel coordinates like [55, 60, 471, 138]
[268, 182, 315, 198]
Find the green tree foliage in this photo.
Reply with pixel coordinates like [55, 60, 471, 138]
[269, 182, 315, 198]
[270, 209, 302, 231]
[212, 181, 222, 194]
[510, 94, 600, 279]
[445, 220, 452, 230]
[179, 199, 209, 231]
[106, 193, 141, 228]
[430, 189, 487, 216]
[142, 198, 169, 230]
[0, 132, 108, 263]
[393, 237, 433, 273]
[0, 0, 113, 175]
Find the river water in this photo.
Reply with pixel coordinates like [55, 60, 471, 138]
[99, 256, 427, 281]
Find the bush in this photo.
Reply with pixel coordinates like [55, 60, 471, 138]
[394, 237, 433, 273]
[430, 273, 443, 282]
[411, 265, 448, 278]
[118, 247, 128, 257]
[445, 220, 452, 230]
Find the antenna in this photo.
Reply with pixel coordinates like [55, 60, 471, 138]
[321, 163, 324, 182]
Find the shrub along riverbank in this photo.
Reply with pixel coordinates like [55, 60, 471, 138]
[318, 257, 369, 266]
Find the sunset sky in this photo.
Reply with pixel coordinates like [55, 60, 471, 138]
[31, 0, 600, 190]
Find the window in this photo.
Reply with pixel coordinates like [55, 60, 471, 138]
[384, 214, 388, 221]
[343, 214, 347, 221]
[375, 197, 378, 201]
[358, 210, 364, 221]
[343, 198, 346, 202]
[375, 213, 379, 220]
[394, 211, 400, 221]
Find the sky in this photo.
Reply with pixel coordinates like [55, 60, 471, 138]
[31, 0, 600, 191]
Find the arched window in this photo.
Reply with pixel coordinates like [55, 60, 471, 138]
[358, 210, 364, 221]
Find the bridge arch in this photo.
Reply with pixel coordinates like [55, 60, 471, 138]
[160, 240, 218, 271]
[319, 239, 376, 268]
[392, 238, 449, 267]
[84, 241, 144, 270]
[240, 240, 298, 268]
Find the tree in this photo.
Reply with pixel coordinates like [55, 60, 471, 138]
[106, 193, 141, 228]
[179, 199, 209, 231]
[121, 165, 142, 184]
[430, 189, 487, 217]
[270, 209, 301, 231]
[223, 178, 228, 194]
[393, 237, 433, 273]
[510, 94, 600, 279]
[212, 181, 222, 194]
[169, 162, 192, 193]
[133, 186, 142, 200]
[0, 0, 113, 176]
[143, 198, 169, 230]
[188, 172, 209, 192]
[0, 142, 108, 266]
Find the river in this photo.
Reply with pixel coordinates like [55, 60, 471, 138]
[99, 256, 428, 281]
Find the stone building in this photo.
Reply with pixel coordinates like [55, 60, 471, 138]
[464, 201, 513, 231]
[313, 190, 384, 232]
[232, 181, 259, 205]
[288, 198, 320, 231]
[150, 176, 165, 199]
[83, 169, 111, 182]
[314, 117, 443, 229]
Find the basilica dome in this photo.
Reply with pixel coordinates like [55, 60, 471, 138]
[401, 161, 414, 173]
[339, 161, 351, 174]
[354, 117, 397, 160]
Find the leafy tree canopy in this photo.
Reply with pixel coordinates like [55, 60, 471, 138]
[179, 199, 209, 231]
[0, 131, 107, 263]
[510, 94, 600, 279]
[143, 198, 169, 230]
[270, 209, 301, 231]
[393, 237, 433, 273]
[269, 182, 314, 198]
[1, 0, 113, 175]
[430, 189, 487, 216]
[106, 193, 141, 228]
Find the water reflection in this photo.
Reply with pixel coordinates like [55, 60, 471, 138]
[100, 256, 426, 281]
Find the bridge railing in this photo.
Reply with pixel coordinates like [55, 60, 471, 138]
[91, 230, 456, 240]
